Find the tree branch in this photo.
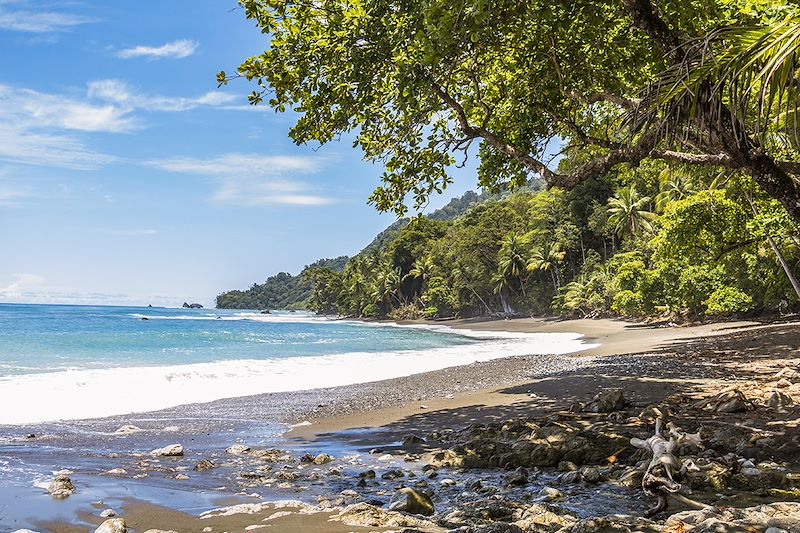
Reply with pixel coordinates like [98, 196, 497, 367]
[620, 0, 684, 61]
[430, 81, 559, 183]
[652, 150, 734, 167]
[565, 89, 640, 110]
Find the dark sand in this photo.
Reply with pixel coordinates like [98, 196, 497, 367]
[5, 316, 798, 532]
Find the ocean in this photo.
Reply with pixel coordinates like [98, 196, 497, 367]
[0, 303, 593, 425]
[0, 303, 606, 529]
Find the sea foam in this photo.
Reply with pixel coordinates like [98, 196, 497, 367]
[0, 325, 596, 425]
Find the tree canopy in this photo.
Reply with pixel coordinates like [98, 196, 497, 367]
[222, 0, 800, 220]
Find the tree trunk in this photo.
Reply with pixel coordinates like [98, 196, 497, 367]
[745, 193, 800, 301]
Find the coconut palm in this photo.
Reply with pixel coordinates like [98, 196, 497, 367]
[647, 11, 800, 143]
[496, 233, 530, 297]
[607, 186, 658, 240]
[527, 241, 566, 291]
[404, 255, 436, 300]
[490, 272, 515, 315]
[654, 168, 694, 213]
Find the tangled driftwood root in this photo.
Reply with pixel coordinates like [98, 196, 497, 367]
[631, 418, 714, 517]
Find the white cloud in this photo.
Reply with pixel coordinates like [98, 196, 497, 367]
[148, 153, 322, 176]
[212, 177, 333, 206]
[116, 39, 198, 60]
[0, 3, 95, 33]
[0, 273, 45, 300]
[147, 153, 334, 207]
[87, 79, 236, 112]
[0, 80, 240, 170]
[0, 177, 30, 206]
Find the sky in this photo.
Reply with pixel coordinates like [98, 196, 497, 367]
[0, 0, 479, 307]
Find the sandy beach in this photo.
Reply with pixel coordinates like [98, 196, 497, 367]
[5, 315, 800, 532]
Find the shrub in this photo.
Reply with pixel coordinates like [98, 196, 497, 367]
[705, 286, 754, 316]
[612, 290, 644, 316]
[388, 304, 422, 320]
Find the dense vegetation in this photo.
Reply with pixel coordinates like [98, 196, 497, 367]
[215, 191, 494, 309]
[305, 163, 800, 319]
[220, 0, 800, 319]
[216, 256, 348, 309]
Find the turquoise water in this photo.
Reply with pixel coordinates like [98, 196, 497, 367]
[0, 303, 592, 424]
[0, 303, 472, 375]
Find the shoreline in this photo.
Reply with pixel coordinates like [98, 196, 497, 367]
[4, 315, 799, 532]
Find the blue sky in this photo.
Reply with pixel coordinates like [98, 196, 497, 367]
[0, 0, 479, 307]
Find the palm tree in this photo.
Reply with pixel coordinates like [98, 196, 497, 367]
[607, 186, 658, 240]
[527, 241, 566, 291]
[654, 168, 694, 213]
[491, 272, 515, 315]
[497, 233, 530, 297]
[642, 11, 800, 147]
[404, 255, 436, 301]
[451, 264, 492, 315]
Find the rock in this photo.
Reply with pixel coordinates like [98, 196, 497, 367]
[313, 453, 334, 465]
[584, 388, 625, 413]
[174, 473, 189, 480]
[388, 488, 435, 516]
[768, 390, 794, 409]
[515, 503, 577, 532]
[504, 467, 529, 486]
[47, 475, 75, 499]
[226, 444, 250, 455]
[143, 530, 180, 533]
[113, 425, 142, 435]
[250, 448, 292, 462]
[665, 502, 800, 533]
[104, 468, 127, 476]
[535, 487, 563, 502]
[332, 502, 437, 528]
[474, 524, 524, 533]
[402, 434, 426, 446]
[359, 469, 376, 479]
[100, 509, 116, 518]
[94, 518, 127, 533]
[11, 530, 41, 533]
[381, 468, 404, 480]
[182, 302, 203, 309]
[777, 378, 792, 388]
[580, 466, 601, 483]
[149, 444, 183, 457]
[194, 459, 215, 471]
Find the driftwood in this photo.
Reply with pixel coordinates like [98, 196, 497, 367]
[631, 418, 713, 517]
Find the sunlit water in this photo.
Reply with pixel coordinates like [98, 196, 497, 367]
[0, 303, 594, 424]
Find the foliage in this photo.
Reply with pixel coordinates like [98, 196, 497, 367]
[705, 286, 754, 315]
[216, 256, 348, 309]
[225, 0, 800, 223]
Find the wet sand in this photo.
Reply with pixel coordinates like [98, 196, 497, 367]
[7, 315, 797, 532]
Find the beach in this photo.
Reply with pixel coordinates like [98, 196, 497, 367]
[3, 315, 799, 532]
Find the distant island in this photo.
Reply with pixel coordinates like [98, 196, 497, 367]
[182, 302, 203, 309]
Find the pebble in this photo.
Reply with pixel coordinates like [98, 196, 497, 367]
[100, 509, 116, 518]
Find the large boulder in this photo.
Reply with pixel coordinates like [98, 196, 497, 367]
[47, 475, 75, 499]
[388, 487, 435, 516]
[94, 519, 127, 533]
[331, 502, 438, 529]
[665, 502, 800, 532]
